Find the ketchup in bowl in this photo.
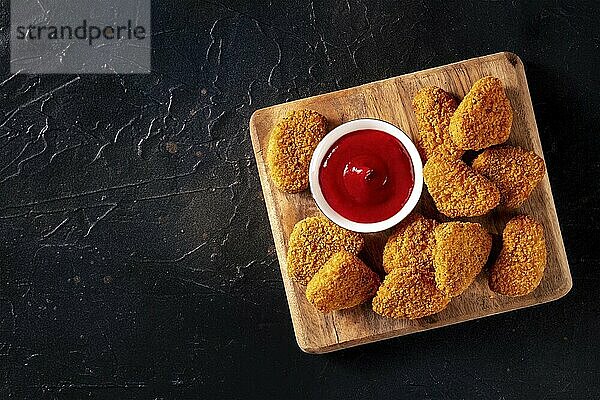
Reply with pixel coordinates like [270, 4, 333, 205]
[318, 129, 415, 223]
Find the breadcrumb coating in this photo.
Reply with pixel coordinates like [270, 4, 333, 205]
[382, 213, 420, 274]
[433, 222, 492, 297]
[489, 215, 547, 296]
[372, 266, 451, 319]
[399, 217, 439, 271]
[449, 76, 513, 150]
[382, 214, 438, 274]
[306, 251, 380, 313]
[423, 156, 500, 217]
[412, 86, 463, 161]
[472, 146, 546, 209]
[267, 109, 327, 193]
[287, 216, 364, 284]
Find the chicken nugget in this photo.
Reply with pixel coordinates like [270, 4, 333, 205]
[449, 76, 513, 150]
[287, 216, 364, 284]
[267, 109, 327, 193]
[382, 214, 438, 274]
[372, 266, 451, 319]
[423, 156, 500, 217]
[489, 215, 547, 296]
[472, 146, 546, 209]
[412, 86, 463, 161]
[306, 251, 380, 313]
[433, 222, 492, 297]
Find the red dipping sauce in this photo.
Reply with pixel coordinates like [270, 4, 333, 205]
[319, 129, 415, 223]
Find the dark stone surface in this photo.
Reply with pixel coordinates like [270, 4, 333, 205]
[0, 0, 598, 398]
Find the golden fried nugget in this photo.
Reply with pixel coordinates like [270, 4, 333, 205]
[267, 109, 327, 193]
[382, 214, 438, 274]
[412, 86, 463, 161]
[449, 77, 513, 150]
[489, 215, 547, 296]
[372, 266, 451, 319]
[423, 156, 500, 217]
[472, 146, 546, 209]
[433, 222, 492, 297]
[306, 251, 380, 313]
[287, 216, 364, 284]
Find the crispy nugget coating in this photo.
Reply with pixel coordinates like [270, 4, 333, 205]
[449, 77, 513, 150]
[472, 146, 546, 209]
[382, 228, 402, 274]
[287, 216, 364, 284]
[372, 266, 451, 319]
[267, 109, 327, 193]
[412, 87, 463, 161]
[382, 214, 438, 274]
[489, 215, 547, 296]
[433, 222, 492, 297]
[306, 251, 380, 313]
[382, 213, 420, 274]
[423, 156, 500, 217]
[399, 217, 439, 270]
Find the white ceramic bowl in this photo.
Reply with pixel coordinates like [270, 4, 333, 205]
[309, 118, 423, 233]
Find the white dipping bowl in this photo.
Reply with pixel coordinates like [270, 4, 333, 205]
[308, 118, 423, 233]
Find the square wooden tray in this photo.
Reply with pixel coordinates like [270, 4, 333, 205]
[249, 52, 572, 353]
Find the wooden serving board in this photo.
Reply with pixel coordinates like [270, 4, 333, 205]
[249, 52, 572, 353]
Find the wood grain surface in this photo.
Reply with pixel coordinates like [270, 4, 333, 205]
[249, 52, 572, 354]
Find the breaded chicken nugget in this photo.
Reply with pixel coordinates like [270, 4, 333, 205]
[449, 77, 513, 150]
[382, 214, 438, 274]
[267, 109, 327, 193]
[287, 216, 364, 284]
[489, 215, 547, 296]
[372, 266, 451, 319]
[412, 86, 463, 161]
[472, 146, 546, 209]
[433, 222, 492, 297]
[306, 251, 380, 313]
[423, 156, 500, 217]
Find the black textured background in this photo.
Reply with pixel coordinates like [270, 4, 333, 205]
[1, 1, 599, 399]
